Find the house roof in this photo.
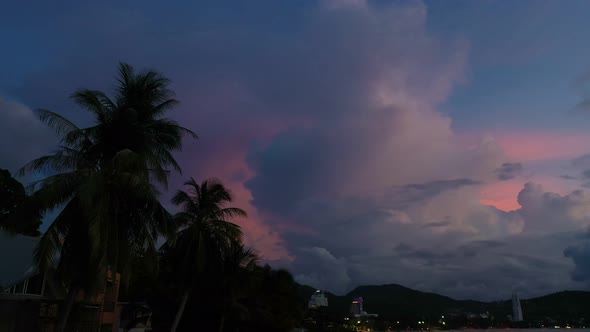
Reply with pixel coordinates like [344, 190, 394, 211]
[0, 231, 39, 287]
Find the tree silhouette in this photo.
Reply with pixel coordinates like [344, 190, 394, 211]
[19, 63, 196, 332]
[0, 168, 41, 236]
[167, 178, 245, 332]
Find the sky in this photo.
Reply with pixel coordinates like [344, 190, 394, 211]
[2, 0, 590, 301]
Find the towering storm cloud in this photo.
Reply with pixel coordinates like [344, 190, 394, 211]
[2, 0, 590, 300]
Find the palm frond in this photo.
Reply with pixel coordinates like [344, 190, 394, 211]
[34, 198, 79, 271]
[18, 149, 83, 176]
[27, 170, 86, 209]
[150, 99, 179, 118]
[35, 226, 62, 272]
[116, 62, 134, 98]
[37, 109, 81, 138]
[71, 89, 115, 121]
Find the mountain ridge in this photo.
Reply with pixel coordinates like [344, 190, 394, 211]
[297, 283, 590, 320]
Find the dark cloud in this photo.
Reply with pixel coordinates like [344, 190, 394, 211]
[573, 69, 590, 113]
[576, 228, 590, 239]
[495, 162, 523, 180]
[398, 248, 456, 266]
[562, 155, 590, 188]
[518, 182, 590, 233]
[572, 154, 590, 169]
[458, 240, 506, 258]
[292, 232, 582, 300]
[286, 182, 590, 299]
[563, 228, 590, 283]
[423, 220, 452, 228]
[390, 179, 481, 209]
[560, 174, 577, 180]
[564, 243, 590, 283]
[462, 240, 506, 249]
[394, 243, 414, 253]
[290, 247, 352, 294]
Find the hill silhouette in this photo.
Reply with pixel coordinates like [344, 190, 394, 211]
[297, 283, 590, 321]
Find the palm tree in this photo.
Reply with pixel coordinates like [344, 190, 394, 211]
[19, 63, 196, 332]
[168, 178, 246, 332]
[217, 242, 259, 332]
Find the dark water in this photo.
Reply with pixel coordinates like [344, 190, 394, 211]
[424, 330, 589, 332]
[377, 330, 590, 332]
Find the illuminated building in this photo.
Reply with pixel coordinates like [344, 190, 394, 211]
[308, 290, 328, 309]
[350, 297, 363, 316]
[349, 296, 378, 318]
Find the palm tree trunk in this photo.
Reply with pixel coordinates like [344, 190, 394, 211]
[170, 291, 190, 332]
[56, 285, 79, 332]
[218, 314, 225, 332]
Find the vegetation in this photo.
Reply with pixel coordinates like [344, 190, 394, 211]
[165, 178, 246, 332]
[0, 168, 41, 236]
[17, 63, 303, 332]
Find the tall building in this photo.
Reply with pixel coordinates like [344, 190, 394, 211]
[350, 297, 363, 316]
[308, 290, 328, 309]
[512, 291, 523, 321]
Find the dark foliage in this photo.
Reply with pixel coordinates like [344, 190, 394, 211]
[0, 168, 41, 236]
[147, 263, 304, 332]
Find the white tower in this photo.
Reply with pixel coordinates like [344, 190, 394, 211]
[512, 291, 523, 321]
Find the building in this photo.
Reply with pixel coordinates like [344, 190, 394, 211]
[512, 291, 523, 321]
[349, 297, 378, 318]
[0, 232, 122, 332]
[308, 290, 328, 309]
[350, 297, 363, 316]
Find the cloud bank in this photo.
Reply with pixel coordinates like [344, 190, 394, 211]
[1, 0, 590, 299]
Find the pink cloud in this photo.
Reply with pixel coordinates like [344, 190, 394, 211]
[199, 146, 292, 261]
[480, 181, 524, 212]
[488, 131, 590, 162]
[180, 104, 299, 261]
[480, 174, 577, 213]
[204, 141, 293, 261]
[459, 130, 590, 212]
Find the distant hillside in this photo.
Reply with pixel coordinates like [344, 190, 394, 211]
[297, 283, 590, 320]
[347, 284, 459, 316]
[521, 291, 590, 319]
